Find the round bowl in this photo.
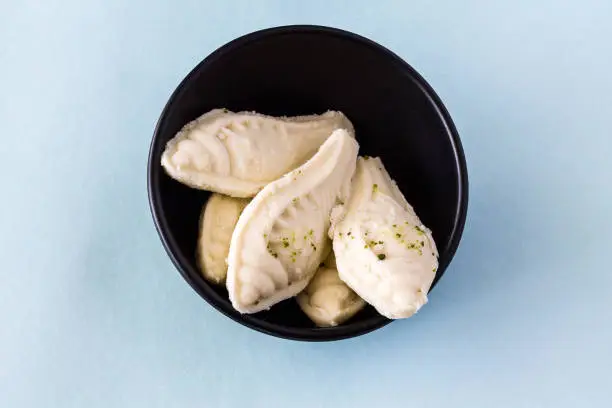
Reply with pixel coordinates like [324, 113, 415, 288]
[148, 25, 468, 341]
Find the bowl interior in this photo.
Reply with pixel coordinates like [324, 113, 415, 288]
[148, 26, 467, 341]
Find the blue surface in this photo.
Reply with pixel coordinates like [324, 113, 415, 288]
[1, 1, 611, 407]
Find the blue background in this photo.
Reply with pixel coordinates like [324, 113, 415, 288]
[2, 1, 611, 407]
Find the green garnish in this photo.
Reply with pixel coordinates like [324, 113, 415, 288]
[282, 241, 290, 248]
[395, 233, 402, 238]
[377, 254, 386, 260]
[420, 241, 425, 247]
[372, 184, 379, 193]
[406, 242, 423, 254]
[267, 245, 278, 258]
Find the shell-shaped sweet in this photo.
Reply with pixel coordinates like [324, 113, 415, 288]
[296, 259, 366, 327]
[197, 194, 250, 284]
[331, 157, 439, 319]
[226, 129, 359, 314]
[161, 109, 354, 197]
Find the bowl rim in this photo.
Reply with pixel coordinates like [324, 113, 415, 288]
[147, 24, 469, 341]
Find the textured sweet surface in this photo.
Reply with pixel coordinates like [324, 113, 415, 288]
[197, 194, 249, 284]
[161, 109, 353, 197]
[226, 130, 358, 313]
[296, 254, 366, 327]
[332, 157, 439, 319]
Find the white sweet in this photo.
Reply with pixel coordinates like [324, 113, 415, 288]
[226, 129, 359, 314]
[331, 157, 439, 319]
[197, 193, 250, 284]
[296, 253, 366, 327]
[161, 109, 354, 197]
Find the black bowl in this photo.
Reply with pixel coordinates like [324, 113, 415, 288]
[148, 25, 468, 341]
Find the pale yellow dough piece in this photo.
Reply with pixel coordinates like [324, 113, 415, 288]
[161, 109, 354, 197]
[197, 193, 249, 284]
[296, 255, 366, 327]
[331, 157, 439, 319]
[226, 129, 359, 313]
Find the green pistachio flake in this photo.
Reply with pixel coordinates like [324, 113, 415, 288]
[377, 254, 386, 260]
[282, 241, 289, 248]
[267, 246, 278, 258]
[395, 233, 402, 238]
[420, 241, 425, 247]
[372, 184, 379, 193]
